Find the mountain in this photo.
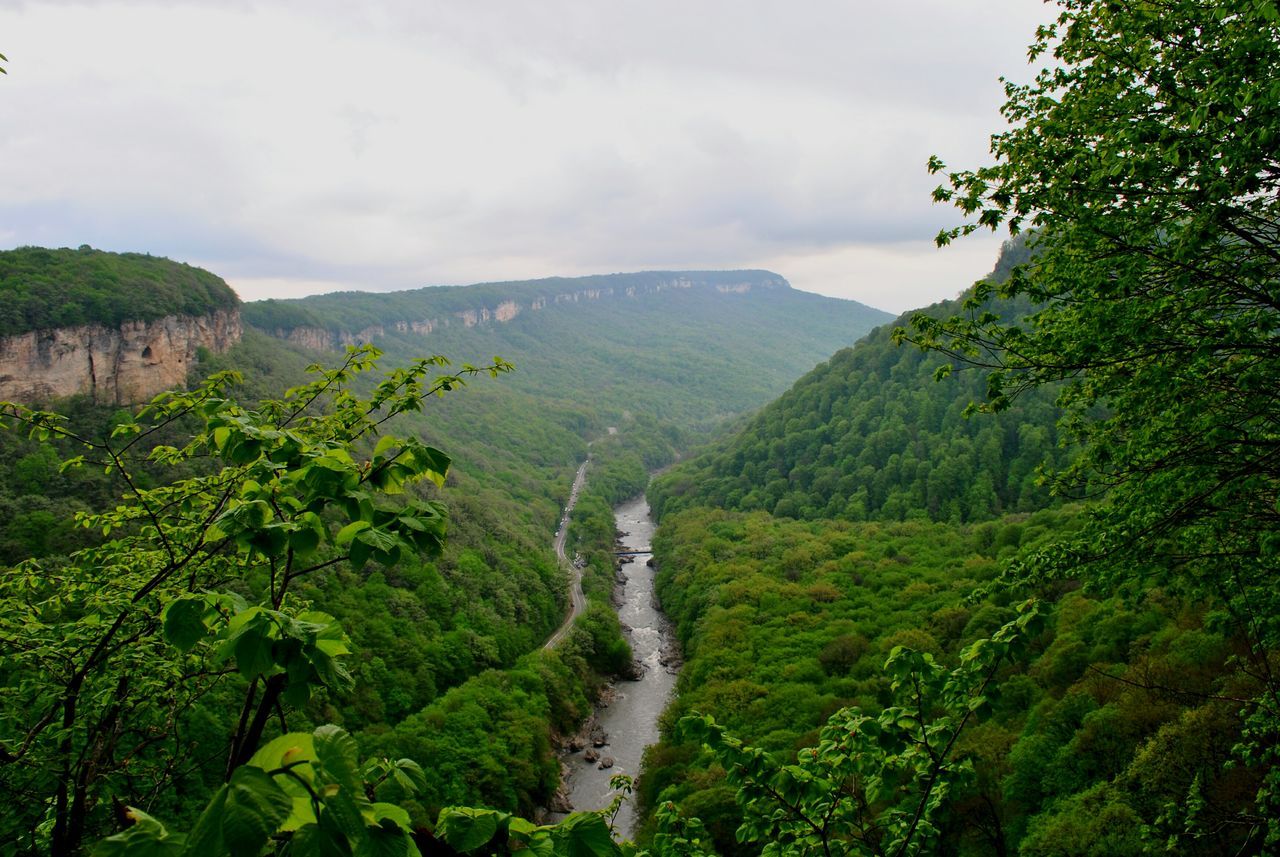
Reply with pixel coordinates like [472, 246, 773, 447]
[246, 270, 893, 428]
[0, 246, 241, 404]
[648, 239, 1064, 523]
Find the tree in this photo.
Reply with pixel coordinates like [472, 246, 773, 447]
[0, 346, 509, 854]
[908, 0, 1280, 845]
[674, 602, 1044, 857]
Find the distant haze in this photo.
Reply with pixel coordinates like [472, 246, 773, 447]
[0, 1, 1050, 313]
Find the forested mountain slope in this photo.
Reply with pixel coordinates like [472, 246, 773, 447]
[649, 238, 1062, 523]
[248, 270, 892, 429]
[636, 237, 1265, 855]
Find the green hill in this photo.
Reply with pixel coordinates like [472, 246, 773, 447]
[648, 239, 1065, 523]
[0, 245, 240, 335]
[246, 270, 892, 428]
[634, 236, 1262, 855]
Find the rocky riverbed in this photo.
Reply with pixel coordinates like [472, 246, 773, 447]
[549, 494, 680, 838]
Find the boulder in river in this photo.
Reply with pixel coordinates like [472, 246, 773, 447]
[584, 749, 599, 763]
[598, 756, 615, 770]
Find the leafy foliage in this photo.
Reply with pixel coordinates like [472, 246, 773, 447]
[93, 725, 429, 857]
[0, 347, 507, 853]
[676, 601, 1043, 857]
[915, 0, 1280, 844]
[640, 506, 1264, 855]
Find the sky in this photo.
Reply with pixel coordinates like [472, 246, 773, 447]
[0, 1, 1052, 313]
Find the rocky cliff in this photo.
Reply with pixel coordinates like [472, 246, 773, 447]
[254, 272, 790, 351]
[0, 308, 242, 405]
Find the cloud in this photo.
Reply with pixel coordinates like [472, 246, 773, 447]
[0, 0, 1050, 311]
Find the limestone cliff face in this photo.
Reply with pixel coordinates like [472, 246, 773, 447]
[266, 274, 787, 352]
[0, 308, 242, 405]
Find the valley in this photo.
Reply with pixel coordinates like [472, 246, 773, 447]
[3, 4, 1279, 851]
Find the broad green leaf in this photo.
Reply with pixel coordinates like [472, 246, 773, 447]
[222, 766, 292, 855]
[436, 806, 506, 851]
[555, 813, 619, 857]
[249, 731, 316, 772]
[92, 808, 186, 857]
[369, 803, 412, 831]
[319, 788, 368, 846]
[162, 596, 210, 652]
[314, 725, 362, 791]
[373, 434, 399, 457]
[288, 823, 353, 857]
[356, 819, 413, 857]
[335, 520, 371, 546]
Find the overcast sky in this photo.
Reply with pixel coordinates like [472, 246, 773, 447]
[0, 1, 1051, 313]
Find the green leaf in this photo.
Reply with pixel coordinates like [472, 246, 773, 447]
[180, 784, 229, 856]
[319, 788, 368, 846]
[349, 539, 373, 571]
[222, 766, 292, 855]
[249, 731, 316, 772]
[369, 803, 412, 832]
[356, 820, 413, 857]
[410, 445, 450, 488]
[233, 628, 277, 680]
[335, 520, 371, 546]
[436, 806, 507, 851]
[373, 434, 399, 457]
[92, 808, 187, 857]
[162, 596, 210, 652]
[288, 823, 353, 857]
[290, 524, 322, 556]
[314, 725, 362, 791]
[555, 813, 619, 857]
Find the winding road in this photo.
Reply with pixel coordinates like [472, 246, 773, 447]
[543, 457, 590, 650]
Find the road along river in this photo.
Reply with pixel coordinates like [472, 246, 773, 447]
[543, 458, 590, 650]
[555, 493, 681, 837]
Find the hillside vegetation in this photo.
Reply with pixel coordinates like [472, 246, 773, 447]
[0, 245, 239, 336]
[631, 2, 1280, 853]
[249, 270, 891, 430]
[649, 237, 1065, 524]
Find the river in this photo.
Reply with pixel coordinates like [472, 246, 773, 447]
[557, 493, 679, 838]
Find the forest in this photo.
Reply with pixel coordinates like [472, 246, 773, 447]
[0, 247, 240, 336]
[0, 252, 883, 854]
[2, 0, 1279, 855]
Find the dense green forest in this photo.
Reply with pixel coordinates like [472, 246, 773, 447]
[648, 237, 1068, 524]
[0, 250, 885, 853]
[639, 508, 1255, 855]
[0, 246, 240, 336]
[631, 2, 1280, 854]
[4, 0, 1280, 855]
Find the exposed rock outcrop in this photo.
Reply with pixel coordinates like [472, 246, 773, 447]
[0, 308, 241, 405]
[256, 272, 789, 352]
